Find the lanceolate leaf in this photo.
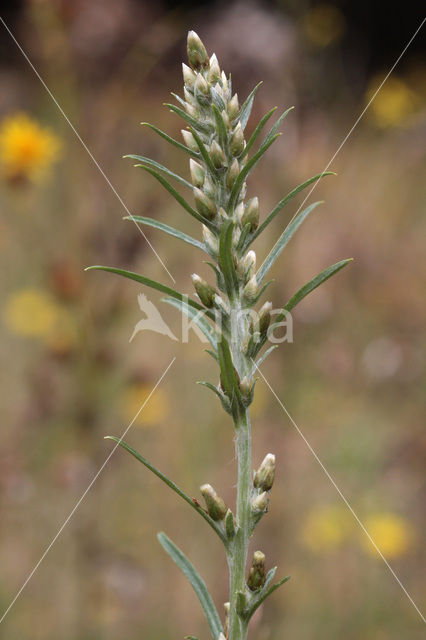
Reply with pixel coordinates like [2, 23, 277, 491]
[157, 532, 224, 640]
[263, 106, 294, 145]
[219, 221, 239, 296]
[217, 336, 241, 404]
[162, 296, 218, 348]
[239, 81, 263, 130]
[135, 165, 215, 229]
[106, 438, 226, 543]
[165, 103, 212, 134]
[228, 133, 281, 211]
[273, 258, 353, 323]
[244, 575, 291, 621]
[189, 127, 218, 176]
[124, 215, 205, 252]
[197, 380, 222, 400]
[254, 345, 278, 368]
[85, 266, 215, 321]
[257, 201, 323, 283]
[125, 155, 193, 190]
[140, 122, 199, 157]
[212, 103, 228, 148]
[240, 107, 277, 159]
[250, 172, 336, 243]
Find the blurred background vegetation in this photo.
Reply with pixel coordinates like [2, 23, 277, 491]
[0, 1, 425, 639]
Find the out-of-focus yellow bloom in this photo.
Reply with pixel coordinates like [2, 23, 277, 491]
[302, 505, 354, 553]
[3, 287, 77, 352]
[362, 512, 414, 558]
[121, 384, 169, 428]
[303, 4, 345, 48]
[0, 113, 60, 182]
[367, 77, 417, 128]
[4, 288, 61, 337]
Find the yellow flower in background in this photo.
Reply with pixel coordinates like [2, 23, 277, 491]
[362, 512, 414, 558]
[303, 4, 345, 48]
[121, 384, 169, 428]
[4, 288, 61, 337]
[367, 77, 417, 128]
[0, 112, 60, 182]
[302, 505, 354, 553]
[3, 288, 77, 352]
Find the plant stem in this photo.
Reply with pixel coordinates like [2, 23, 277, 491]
[228, 406, 252, 640]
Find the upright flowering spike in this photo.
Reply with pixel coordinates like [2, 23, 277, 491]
[187, 31, 209, 70]
[200, 483, 227, 521]
[247, 551, 266, 591]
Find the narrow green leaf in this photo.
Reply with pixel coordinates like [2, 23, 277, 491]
[263, 106, 294, 145]
[124, 215, 205, 252]
[217, 336, 241, 403]
[205, 348, 219, 363]
[229, 133, 280, 211]
[236, 222, 252, 252]
[125, 155, 193, 190]
[238, 81, 262, 130]
[211, 103, 228, 148]
[185, 636, 201, 640]
[250, 279, 274, 305]
[219, 221, 238, 296]
[135, 165, 214, 229]
[162, 296, 218, 348]
[197, 380, 222, 400]
[85, 266, 213, 317]
[165, 103, 212, 134]
[274, 258, 353, 323]
[255, 345, 278, 368]
[245, 575, 291, 621]
[171, 92, 188, 109]
[240, 107, 277, 159]
[106, 438, 226, 543]
[140, 122, 198, 157]
[158, 532, 224, 640]
[251, 172, 336, 243]
[257, 201, 322, 283]
[189, 127, 218, 176]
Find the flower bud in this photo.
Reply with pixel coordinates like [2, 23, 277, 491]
[234, 202, 244, 225]
[218, 207, 228, 222]
[243, 250, 256, 276]
[195, 73, 209, 96]
[213, 294, 229, 314]
[208, 53, 221, 83]
[185, 102, 199, 118]
[209, 140, 226, 168]
[230, 122, 245, 156]
[181, 129, 199, 152]
[200, 483, 227, 521]
[239, 376, 252, 397]
[221, 109, 231, 131]
[221, 71, 229, 93]
[242, 197, 259, 232]
[243, 274, 258, 303]
[184, 87, 197, 105]
[194, 187, 216, 220]
[225, 509, 236, 539]
[228, 94, 239, 120]
[187, 31, 209, 70]
[190, 159, 205, 187]
[202, 225, 219, 256]
[182, 63, 196, 88]
[191, 274, 216, 308]
[226, 158, 240, 189]
[258, 301, 272, 335]
[247, 551, 266, 591]
[254, 453, 275, 491]
[218, 634, 226, 640]
[252, 491, 269, 512]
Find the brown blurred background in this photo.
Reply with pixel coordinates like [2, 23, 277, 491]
[0, 1, 425, 639]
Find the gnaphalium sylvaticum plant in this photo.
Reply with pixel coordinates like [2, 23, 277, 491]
[87, 31, 351, 640]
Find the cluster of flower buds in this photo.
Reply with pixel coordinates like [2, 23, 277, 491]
[247, 550, 267, 591]
[251, 453, 275, 521]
